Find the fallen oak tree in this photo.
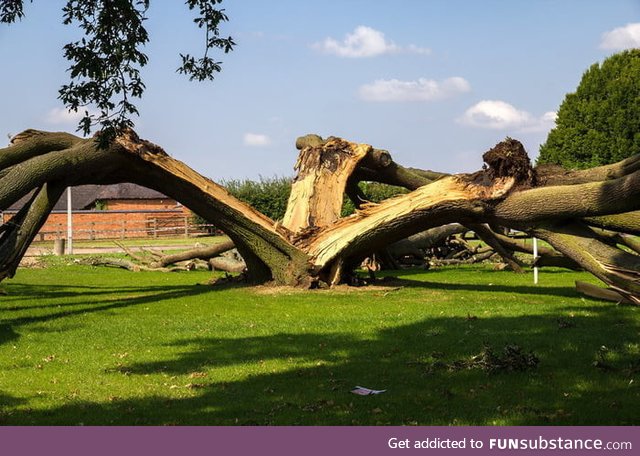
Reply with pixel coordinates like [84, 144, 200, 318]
[1, 130, 639, 304]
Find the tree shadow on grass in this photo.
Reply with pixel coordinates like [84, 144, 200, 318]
[0, 324, 19, 345]
[0, 284, 215, 345]
[1, 283, 213, 306]
[0, 391, 26, 413]
[3, 303, 638, 426]
[377, 275, 589, 300]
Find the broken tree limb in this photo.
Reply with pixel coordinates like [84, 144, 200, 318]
[304, 139, 535, 274]
[0, 182, 66, 280]
[0, 129, 82, 170]
[209, 256, 246, 273]
[113, 241, 156, 264]
[492, 169, 640, 226]
[536, 153, 640, 186]
[583, 211, 640, 236]
[282, 138, 370, 232]
[533, 223, 640, 305]
[77, 256, 170, 272]
[485, 231, 581, 270]
[430, 249, 496, 266]
[113, 131, 311, 285]
[575, 280, 634, 305]
[2, 128, 640, 302]
[150, 239, 235, 268]
[387, 224, 467, 258]
[465, 223, 525, 273]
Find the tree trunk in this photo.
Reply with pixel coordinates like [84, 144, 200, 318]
[1, 129, 639, 303]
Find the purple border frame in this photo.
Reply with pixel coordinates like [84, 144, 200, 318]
[1, 426, 638, 456]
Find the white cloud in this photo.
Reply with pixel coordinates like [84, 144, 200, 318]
[243, 133, 271, 147]
[359, 77, 470, 102]
[405, 44, 431, 55]
[600, 23, 640, 50]
[313, 26, 430, 58]
[458, 100, 556, 132]
[44, 107, 85, 125]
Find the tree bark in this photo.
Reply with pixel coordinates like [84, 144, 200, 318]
[533, 223, 640, 305]
[0, 182, 66, 280]
[387, 224, 467, 258]
[1, 129, 639, 303]
[150, 239, 235, 268]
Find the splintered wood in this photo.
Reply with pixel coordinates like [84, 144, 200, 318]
[305, 173, 517, 268]
[282, 139, 371, 233]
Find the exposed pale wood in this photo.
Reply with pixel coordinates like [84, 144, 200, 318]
[305, 174, 516, 268]
[575, 280, 633, 305]
[1, 129, 639, 300]
[282, 138, 371, 232]
[209, 256, 246, 273]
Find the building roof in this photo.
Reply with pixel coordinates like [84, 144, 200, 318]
[4, 183, 171, 212]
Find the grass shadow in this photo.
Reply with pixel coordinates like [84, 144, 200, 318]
[0, 284, 215, 345]
[377, 271, 593, 300]
[3, 304, 638, 425]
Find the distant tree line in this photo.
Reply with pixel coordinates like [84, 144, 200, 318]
[192, 177, 406, 226]
[538, 49, 640, 168]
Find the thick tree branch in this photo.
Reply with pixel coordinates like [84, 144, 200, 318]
[533, 223, 640, 305]
[151, 239, 235, 268]
[0, 130, 81, 169]
[492, 169, 640, 226]
[1, 129, 638, 303]
[465, 223, 525, 273]
[0, 182, 66, 280]
[536, 153, 640, 186]
[584, 211, 640, 236]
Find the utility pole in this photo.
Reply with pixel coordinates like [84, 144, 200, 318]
[66, 187, 73, 255]
[533, 237, 539, 285]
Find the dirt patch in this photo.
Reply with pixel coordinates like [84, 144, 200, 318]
[251, 283, 404, 295]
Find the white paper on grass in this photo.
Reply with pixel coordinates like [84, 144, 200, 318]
[351, 386, 387, 396]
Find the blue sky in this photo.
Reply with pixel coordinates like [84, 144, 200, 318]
[1, 0, 639, 180]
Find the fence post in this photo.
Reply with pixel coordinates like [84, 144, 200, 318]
[90, 222, 95, 240]
[153, 218, 158, 239]
[184, 216, 189, 236]
[121, 220, 126, 239]
[53, 239, 65, 256]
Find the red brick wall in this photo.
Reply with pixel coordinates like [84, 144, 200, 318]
[105, 198, 179, 211]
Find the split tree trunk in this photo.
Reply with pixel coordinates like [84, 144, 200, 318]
[1, 129, 640, 303]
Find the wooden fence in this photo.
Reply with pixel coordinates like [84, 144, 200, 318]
[33, 216, 217, 241]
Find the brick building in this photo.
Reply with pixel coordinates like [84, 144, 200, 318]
[1, 183, 202, 241]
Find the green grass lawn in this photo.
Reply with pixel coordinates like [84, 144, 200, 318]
[0, 262, 638, 425]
